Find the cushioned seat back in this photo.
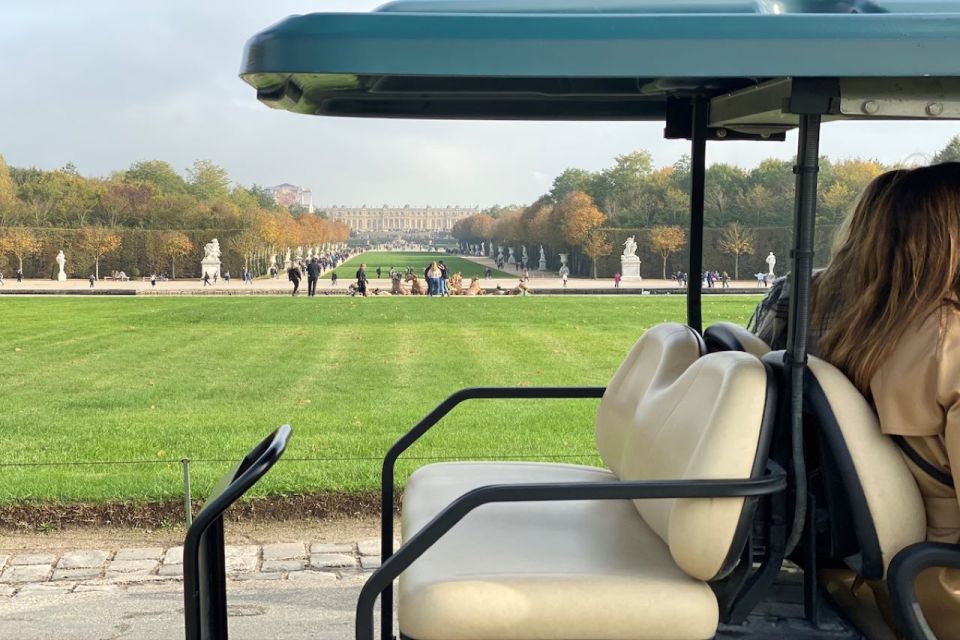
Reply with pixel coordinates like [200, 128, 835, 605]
[598, 330, 775, 582]
[596, 323, 704, 478]
[802, 356, 926, 578]
[704, 321, 771, 357]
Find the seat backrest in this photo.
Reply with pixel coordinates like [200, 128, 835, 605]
[595, 322, 704, 478]
[802, 356, 926, 578]
[597, 324, 776, 582]
[704, 321, 771, 358]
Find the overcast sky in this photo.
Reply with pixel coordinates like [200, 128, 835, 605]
[3, 0, 959, 208]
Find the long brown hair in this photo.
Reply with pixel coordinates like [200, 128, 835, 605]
[812, 163, 960, 393]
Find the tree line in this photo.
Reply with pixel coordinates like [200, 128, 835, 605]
[0, 157, 348, 278]
[453, 135, 960, 278]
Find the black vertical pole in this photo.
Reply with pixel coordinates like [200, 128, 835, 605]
[380, 465, 394, 640]
[784, 113, 821, 562]
[688, 97, 708, 333]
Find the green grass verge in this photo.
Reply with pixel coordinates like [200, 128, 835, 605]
[0, 296, 760, 503]
[332, 251, 515, 279]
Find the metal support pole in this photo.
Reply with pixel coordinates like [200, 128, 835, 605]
[182, 458, 193, 527]
[784, 113, 822, 556]
[687, 97, 708, 334]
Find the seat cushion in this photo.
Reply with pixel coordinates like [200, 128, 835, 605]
[400, 462, 719, 640]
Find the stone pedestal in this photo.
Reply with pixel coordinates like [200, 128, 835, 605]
[201, 259, 221, 280]
[57, 270, 67, 282]
[620, 255, 642, 280]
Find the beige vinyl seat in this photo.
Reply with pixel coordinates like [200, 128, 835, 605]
[398, 323, 779, 640]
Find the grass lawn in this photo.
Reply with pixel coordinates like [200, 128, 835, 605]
[0, 295, 760, 504]
[331, 251, 515, 279]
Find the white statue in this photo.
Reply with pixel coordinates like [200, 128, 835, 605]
[201, 238, 223, 279]
[481, 242, 485, 256]
[522, 246, 528, 261]
[622, 235, 638, 257]
[55, 250, 67, 282]
[766, 252, 777, 276]
[507, 247, 516, 264]
[203, 239, 221, 262]
[538, 245, 547, 271]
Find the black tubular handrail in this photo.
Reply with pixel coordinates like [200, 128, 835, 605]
[888, 541, 960, 640]
[183, 424, 292, 640]
[378, 385, 605, 640]
[359, 467, 787, 640]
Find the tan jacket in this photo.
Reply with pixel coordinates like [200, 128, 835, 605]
[868, 304, 960, 639]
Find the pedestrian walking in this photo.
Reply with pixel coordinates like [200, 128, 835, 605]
[613, 272, 621, 289]
[0, 271, 5, 285]
[88, 273, 95, 288]
[331, 271, 338, 287]
[721, 271, 730, 288]
[376, 266, 382, 279]
[755, 272, 766, 288]
[356, 263, 368, 297]
[307, 258, 321, 296]
[15, 268, 23, 283]
[287, 264, 301, 295]
[150, 273, 157, 288]
[224, 271, 231, 285]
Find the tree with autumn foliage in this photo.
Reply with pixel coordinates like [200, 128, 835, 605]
[718, 222, 755, 280]
[556, 191, 611, 278]
[75, 227, 122, 279]
[0, 228, 42, 274]
[649, 225, 687, 279]
[163, 232, 193, 279]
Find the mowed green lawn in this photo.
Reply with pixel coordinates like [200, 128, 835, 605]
[0, 296, 760, 503]
[332, 251, 514, 279]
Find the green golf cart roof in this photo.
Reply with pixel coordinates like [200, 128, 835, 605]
[240, 0, 960, 125]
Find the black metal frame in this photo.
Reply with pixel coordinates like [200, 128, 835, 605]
[183, 424, 292, 640]
[378, 386, 605, 640]
[889, 542, 960, 640]
[360, 467, 787, 640]
[687, 96, 709, 334]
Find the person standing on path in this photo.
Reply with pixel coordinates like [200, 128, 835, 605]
[150, 273, 157, 288]
[438, 260, 449, 296]
[613, 272, 621, 289]
[721, 271, 730, 288]
[356, 263, 368, 297]
[376, 266, 382, 279]
[426, 261, 441, 296]
[15, 268, 22, 283]
[287, 264, 301, 296]
[88, 273, 95, 288]
[203, 272, 211, 287]
[307, 257, 321, 296]
[331, 271, 338, 287]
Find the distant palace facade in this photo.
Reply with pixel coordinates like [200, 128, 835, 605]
[321, 205, 479, 235]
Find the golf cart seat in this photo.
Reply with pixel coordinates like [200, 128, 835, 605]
[759, 352, 930, 637]
[397, 323, 778, 640]
[704, 322, 771, 357]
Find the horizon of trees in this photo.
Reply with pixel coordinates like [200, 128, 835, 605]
[453, 134, 960, 278]
[0, 157, 348, 278]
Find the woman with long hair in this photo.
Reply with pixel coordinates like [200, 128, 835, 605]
[808, 163, 960, 639]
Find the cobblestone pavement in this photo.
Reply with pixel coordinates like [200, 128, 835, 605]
[0, 538, 388, 596]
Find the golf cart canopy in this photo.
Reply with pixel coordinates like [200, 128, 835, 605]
[240, 0, 960, 129]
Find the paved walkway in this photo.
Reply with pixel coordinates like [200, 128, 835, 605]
[0, 540, 391, 639]
[0, 276, 767, 295]
[0, 539, 388, 593]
